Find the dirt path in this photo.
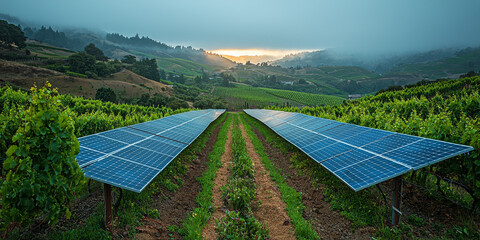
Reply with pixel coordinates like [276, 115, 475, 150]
[239, 122, 296, 240]
[250, 125, 374, 240]
[202, 121, 233, 239]
[134, 119, 225, 240]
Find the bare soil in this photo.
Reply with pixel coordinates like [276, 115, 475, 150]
[202, 122, 233, 239]
[239, 122, 296, 239]
[133, 118, 225, 240]
[250, 124, 374, 240]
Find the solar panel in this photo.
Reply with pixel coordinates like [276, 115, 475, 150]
[77, 109, 225, 192]
[244, 109, 473, 191]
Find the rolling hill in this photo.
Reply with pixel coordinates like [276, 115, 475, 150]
[0, 59, 172, 100]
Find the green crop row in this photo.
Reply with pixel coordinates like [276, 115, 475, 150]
[261, 87, 345, 106]
[214, 83, 344, 109]
[216, 115, 269, 239]
[181, 113, 231, 239]
[241, 113, 320, 239]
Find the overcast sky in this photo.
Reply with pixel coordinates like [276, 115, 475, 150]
[3, 0, 480, 54]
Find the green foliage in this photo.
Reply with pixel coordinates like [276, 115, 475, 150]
[65, 71, 88, 78]
[129, 58, 160, 81]
[193, 95, 227, 109]
[84, 43, 108, 61]
[216, 210, 269, 240]
[1, 83, 84, 226]
[0, 20, 26, 48]
[221, 178, 256, 212]
[68, 52, 96, 74]
[406, 214, 426, 227]
[121, 54, 136, 64]
[95, 87, 117, 103]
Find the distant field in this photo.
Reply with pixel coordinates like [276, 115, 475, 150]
[128, 50, 218, 77]
[261, 87, 345, 106]
[26, 43, 75, 59]
[213, 83, 344, 109]
[156, 57, 215, 76]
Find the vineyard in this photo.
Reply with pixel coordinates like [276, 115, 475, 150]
[213, 83, 344, 109]
[0, 77, 479, 239]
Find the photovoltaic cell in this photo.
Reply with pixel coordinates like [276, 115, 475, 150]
[334, 156, 410, 191]
[244, 109, 473, 191]
[77, 109, 225, 192]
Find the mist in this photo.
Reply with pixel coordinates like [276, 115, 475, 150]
[3, 0, 480, 56]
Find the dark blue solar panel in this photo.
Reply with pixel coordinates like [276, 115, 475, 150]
[99, 129, 146, 144]
[84, 155, 159, 193]
[362, 134, 419, 154]
[244, 109, 473, 192]
[76, 147, 105, 166]
[78, 109, 225, 193]
[334, 157, 410, 191]
[313, 122, 345, 133]
[342, 128, 394, 147]
[322, 149, 375, 172]
[302, 119, 335, 131]
[295, 134, 327, 146]
[308, 142, 354, 161]
[302, 138, 336, 153]
[322, 124, 370, 140]
[113, 146, 172, 168]
[79, 135, 128, 153]
[382, 138, 473, 170]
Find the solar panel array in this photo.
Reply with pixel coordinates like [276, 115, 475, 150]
[76, 109, 225, 193]
[244, 109, 473, 191]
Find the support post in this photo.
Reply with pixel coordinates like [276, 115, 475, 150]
[391, 176, 403, 226]
[104, 183, 112, 232]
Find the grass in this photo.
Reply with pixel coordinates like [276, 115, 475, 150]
[214, 84, 300, 109]
[180, 113, 231, 239]
[214, 84, 344, 109]
[241, 113, 320, 239]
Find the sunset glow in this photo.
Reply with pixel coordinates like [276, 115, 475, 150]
[209, 49, 316, 57]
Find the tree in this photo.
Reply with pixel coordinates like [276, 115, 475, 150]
[298, 78, 307, 84]
[159, 69, 166, 80]
[84, 43, 108, 61]
[130, 58, 160, 81]
[95, 87, 117, 102]
[194, 76, 202, 85]
[68, 52, 96, 74]
[0, 20, 26, 48]
[1, 82, 84, 226]
[121, 55, 136, 64]
[177, 74, 185, 84]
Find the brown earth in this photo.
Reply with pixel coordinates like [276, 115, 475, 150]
[134, 118, 225, 240]
[0, 59, 172, 99]
[249, 124, 374, 240]
[239, 122, 296, 239]
[202, 122, 233, 239]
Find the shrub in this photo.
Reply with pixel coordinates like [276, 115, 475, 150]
[1, 82, 84, 227]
